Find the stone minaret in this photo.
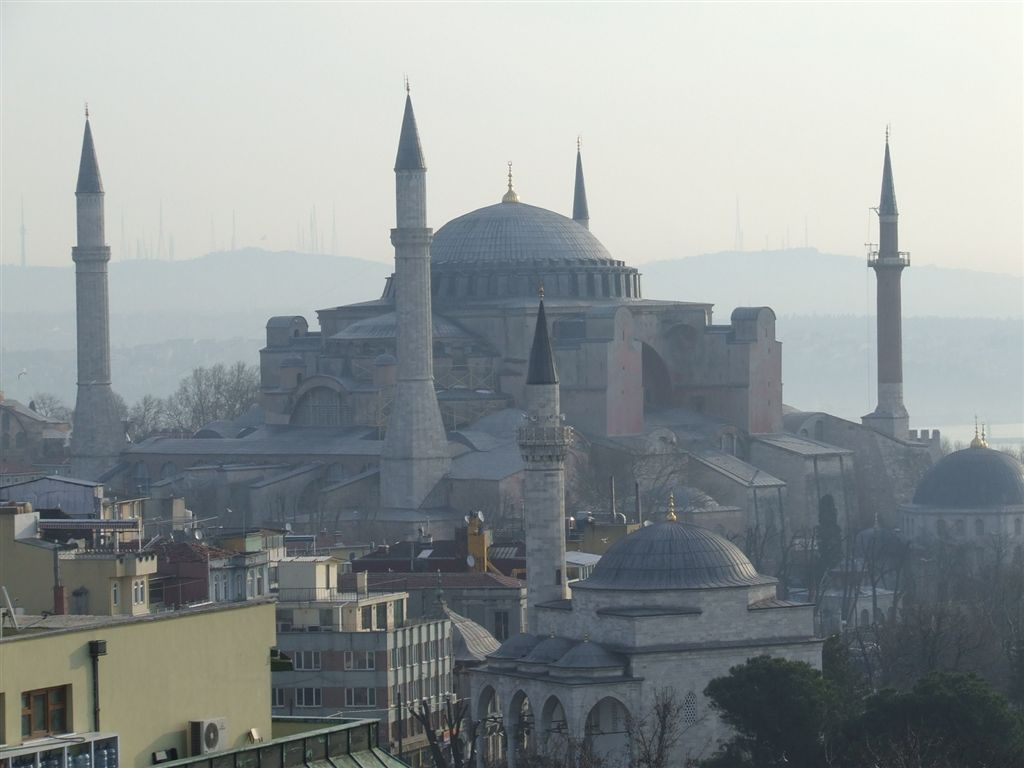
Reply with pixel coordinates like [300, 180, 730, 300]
[572, 139, 590, 229]
[380, 93, 451, 510]
[70, 113, 125, 479]
[862, 132, 910, 439]
[518, 293, 572, 630]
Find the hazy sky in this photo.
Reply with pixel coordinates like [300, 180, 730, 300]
[2, 2, 1021, 275]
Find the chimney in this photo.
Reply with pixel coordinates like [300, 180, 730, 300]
[356, 570, 368, 598]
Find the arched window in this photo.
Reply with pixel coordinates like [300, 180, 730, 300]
[292, 387, 349, 427]
[974, 518, 985, 536]
[111, 582, 119, 608]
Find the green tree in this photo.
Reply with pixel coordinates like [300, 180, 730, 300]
[701, 655, 833, 768]
[844, 672, 1024, 768]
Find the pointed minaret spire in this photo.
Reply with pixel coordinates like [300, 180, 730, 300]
[526, 285, 557, 385]
[381, 91, 450, 511]
[879, 126, 897, 217]
[519, 291, 571, 629]
[572, 137, 590, 229]
[863, 129, 910, 440]
[70, 111, 124, 478]
[76, 112, 104, 194]
[394, 88, 426, 171]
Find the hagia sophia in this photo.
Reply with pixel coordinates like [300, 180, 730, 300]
[57, 93, 940, 549]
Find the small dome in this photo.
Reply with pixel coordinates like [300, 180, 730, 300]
[574, 521, 772, 591]
[551, 640, 625, 670]
[912, 446, 1024, 508]
[488, 633, 543, 660]
[432, 202, 615, 270]
[520, 636, 576, 665]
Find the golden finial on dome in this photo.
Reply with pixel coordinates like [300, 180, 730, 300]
[665, 493, 677, 522]
[502, 161, 520, 203]
[970, 415, 986, 449]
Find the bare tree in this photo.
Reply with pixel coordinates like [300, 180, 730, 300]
[627, 687, 691, 768]
[409, 694, 479, 768]
[28, 392, 73, 422]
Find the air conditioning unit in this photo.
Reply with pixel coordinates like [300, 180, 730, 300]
[189, 718, 228, 755]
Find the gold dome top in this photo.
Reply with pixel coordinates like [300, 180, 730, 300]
[970, 417, 988, 449]
[501, 161, 520, 203]
[665, 492, 677, 522]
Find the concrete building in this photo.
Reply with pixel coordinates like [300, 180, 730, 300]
[271, 558, 452, 763]
[0, 600, 274, 763]
[0, 396, 71, 479]
[1, 501, 156, 617]
[69, 113, 125, 479]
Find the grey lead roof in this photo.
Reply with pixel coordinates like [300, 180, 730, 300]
[395, 94, 426, 171]
[76, 119, 103, 194]
[879, 139, 898, 216]
[526, 299, 558, 385]
[431, 201, 614, 268]
[573, 521, 775, 591]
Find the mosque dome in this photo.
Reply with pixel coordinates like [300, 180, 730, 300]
[912, 445, 1024, 509]
[432, 202, 614, 269]
[573, 521, 774, 591]
[428, 198, 641, 303]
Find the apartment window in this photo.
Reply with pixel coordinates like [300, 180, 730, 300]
[344, 650, 375, 670]
[493, 611, 510, 642]
[345, 688, 377, 707]
[295, 688, 322, 707]
[21, 685, 68, 738]
[975, 518, 985, 536]
[132, 579, 146, 605]
[376, 602, 388, 630]
[361, 605, 373, 630]
[294, 651, 322, 671]
[272, 688, 286, 708]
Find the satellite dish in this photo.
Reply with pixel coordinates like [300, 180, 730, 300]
[193, 529, 204, 540]
[285, 523, 293, 533]
[475, 510, 485, 523]
[466, 555, 476, 568]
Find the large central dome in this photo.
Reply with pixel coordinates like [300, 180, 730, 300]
[432, 201, 614, 268]
[573, 521, 775, 591]
[426, 199, 641, 303]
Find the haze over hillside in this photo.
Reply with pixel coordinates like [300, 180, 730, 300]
[1, 248, 1020, 426]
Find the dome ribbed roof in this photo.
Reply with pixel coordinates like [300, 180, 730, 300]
[574, 522, 772, 591]
[431, 202, 614, 269]
[912, 447, 1024, 508]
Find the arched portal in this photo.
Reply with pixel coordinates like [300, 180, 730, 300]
[584, 696, 632, 766]
[476, 686, 503, 766]
[540, 695, 571, 762]
[642, 343, 672, 410]
[506, 690, 535, 768]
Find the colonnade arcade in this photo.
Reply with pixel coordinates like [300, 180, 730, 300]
[472, 681, 639, 767]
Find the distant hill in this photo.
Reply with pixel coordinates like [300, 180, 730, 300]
[0, 248, 392, 319]
[641, 249, 1023, 319]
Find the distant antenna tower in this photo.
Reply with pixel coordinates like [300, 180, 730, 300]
[734, 198, 744, 252]
[19, 198, 26, 267]
[331, 204, 337, 256]
[158, 200, 165, 260]
[231, 209, 237, 251]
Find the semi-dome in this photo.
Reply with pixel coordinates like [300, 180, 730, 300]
[427, 199, 641, 303]
[912, 446, 1024, 509]
[331, 312, 473, 341]
[574, 521, 774, 591]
